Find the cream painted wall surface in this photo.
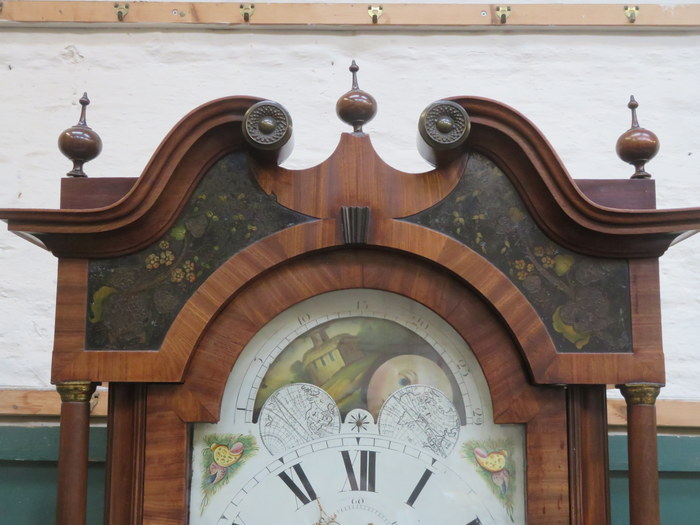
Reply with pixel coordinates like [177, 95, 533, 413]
[0, 25, 699, 399]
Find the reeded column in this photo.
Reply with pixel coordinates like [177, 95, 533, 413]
[618, 383, 662, 525]
[56, 381, 97, 525]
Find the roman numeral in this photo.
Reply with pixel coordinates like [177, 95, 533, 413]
[278, 463, 317, 505]
[223, 510, 247, 525]
[405, 468, 433, 507]
[341, 450, 376, 492]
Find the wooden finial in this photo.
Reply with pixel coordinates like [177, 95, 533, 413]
[616, 95, 660, 179]
[336, 60, 377, 133]
[57, 93, 103, 177]
[349, 60, 360, 89]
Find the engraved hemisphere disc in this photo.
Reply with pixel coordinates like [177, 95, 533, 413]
[377, 384, 460, 458]
[258, 383, 341, 455]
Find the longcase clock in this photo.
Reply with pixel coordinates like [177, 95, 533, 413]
[2, 63, 700, 525]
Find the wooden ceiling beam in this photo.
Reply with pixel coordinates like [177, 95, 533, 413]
[2, 2, 700, 30]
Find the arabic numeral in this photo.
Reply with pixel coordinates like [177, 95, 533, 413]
[411, 316, 429, 330]
[473, 408, 483, 425]
[356, 300, 369, 310]
[297, 313, 311, 325]
[457, 359, 470, 376]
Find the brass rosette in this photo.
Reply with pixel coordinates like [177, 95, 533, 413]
[418, 100, 471, 150]
[242, 101, 293, 151]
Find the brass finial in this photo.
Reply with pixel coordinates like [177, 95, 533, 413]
[336, 61, 377, 133]
[616, 95, 660, 179]
[57, 93, 103, 177]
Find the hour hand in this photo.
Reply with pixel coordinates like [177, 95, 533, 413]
[312, 499, 340, 525]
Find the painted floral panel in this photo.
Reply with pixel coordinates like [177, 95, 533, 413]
[86, 152, 311, 350]
[405, 152, 632, 353]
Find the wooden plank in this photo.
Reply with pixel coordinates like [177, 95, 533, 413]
[1, 2, 700, 29]
[608, 398, 700, 428]
[0, 388, 108, 417]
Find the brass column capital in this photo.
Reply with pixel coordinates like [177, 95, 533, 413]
[617, 382, 662, 406]
[56, 381, 97, 403]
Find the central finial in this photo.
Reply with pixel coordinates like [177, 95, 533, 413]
[336, 60, 377, 133]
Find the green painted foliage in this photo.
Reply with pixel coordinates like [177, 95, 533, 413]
[199, 433, 258, 514]
[462, 439, 516, 522]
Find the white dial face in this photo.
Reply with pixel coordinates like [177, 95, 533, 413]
[190, 290, 525, 525]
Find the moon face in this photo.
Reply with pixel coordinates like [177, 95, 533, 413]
[366, 354, 453, 416]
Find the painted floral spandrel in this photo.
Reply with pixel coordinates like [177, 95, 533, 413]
[408, 152, 631, 353]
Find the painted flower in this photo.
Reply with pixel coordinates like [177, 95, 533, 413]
[159, 250, 175, 266]
[182, 260, 197, 283]
[145, 253, 160, 270]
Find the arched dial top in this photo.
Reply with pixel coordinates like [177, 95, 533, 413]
[190, 289, 525, 525]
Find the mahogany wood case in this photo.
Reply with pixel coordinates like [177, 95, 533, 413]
[2, 78, 699, 525]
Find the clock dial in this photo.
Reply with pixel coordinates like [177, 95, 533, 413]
[190, 290, 525, 524]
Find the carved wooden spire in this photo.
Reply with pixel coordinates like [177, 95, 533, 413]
[616, 96, 660, 179]
[336, 61, 377, 133]
[57, 93, 103, 177]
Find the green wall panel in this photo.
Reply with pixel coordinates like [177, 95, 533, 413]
[610, 472, 700, 525]
[0, 461, 105, 524]
[0, 425, 107, 462]
[609, 434, 700, 525]
[0, 426, 106, 524]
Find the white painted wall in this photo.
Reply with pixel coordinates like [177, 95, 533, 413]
[1, 21, 699, 400]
